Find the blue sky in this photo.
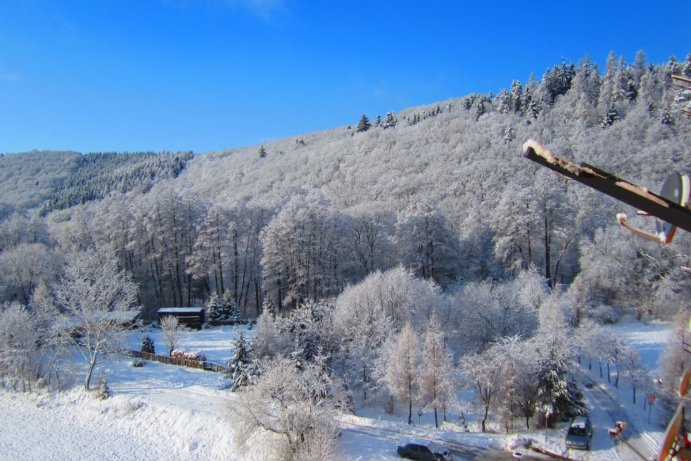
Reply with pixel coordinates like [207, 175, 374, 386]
[0, 0, 688, 154]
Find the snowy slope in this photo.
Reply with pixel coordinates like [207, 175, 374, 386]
[1, 319, 673, 461]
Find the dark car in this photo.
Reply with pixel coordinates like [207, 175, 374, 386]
[397, 442, 453, 461]
[565, 416, 593, 450]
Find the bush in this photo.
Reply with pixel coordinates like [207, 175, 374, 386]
[94, 376, 111, 400]
[141, 335, 155, 354]
[588, 304, 622, 324]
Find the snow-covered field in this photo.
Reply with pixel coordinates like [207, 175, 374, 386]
[125, 323, 255, 364]
[0, 318, 673, 460]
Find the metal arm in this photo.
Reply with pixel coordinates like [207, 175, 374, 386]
[522, 139, 691, 236]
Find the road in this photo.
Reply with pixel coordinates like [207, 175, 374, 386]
[340, 421, 555, 460]
[578, 370, 659, 461]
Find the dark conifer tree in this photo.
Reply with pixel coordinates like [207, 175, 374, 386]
[356, 114, 371, 132]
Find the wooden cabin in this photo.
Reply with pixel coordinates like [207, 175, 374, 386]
[157, 307, 205, 330]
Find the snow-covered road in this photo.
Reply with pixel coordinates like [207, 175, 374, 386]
[578, 370, 660, 461]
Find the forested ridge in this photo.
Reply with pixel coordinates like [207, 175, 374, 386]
[0, 150, 194, 217]
[0, 150, 80, 214]
[39, 150, 194, 215]
[1, 52, 689, 316]
[1, 51, 690, 443]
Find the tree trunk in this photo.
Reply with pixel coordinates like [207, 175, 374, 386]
[482, 404, 489, 432]
[408, 397, 413, 425]
[544, 213, 553, 288]
[233, 228, 239, 303]
[607, 361, 611, 383]
[408, 379, 413, 424]
[84, 354, 97, 391]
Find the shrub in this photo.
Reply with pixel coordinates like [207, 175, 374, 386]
[141, 335, 155, 354]
[94, 376, 111, 400]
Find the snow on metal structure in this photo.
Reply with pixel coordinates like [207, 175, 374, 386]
[522, 139, 691, 240]
[522, 137, 690, 461]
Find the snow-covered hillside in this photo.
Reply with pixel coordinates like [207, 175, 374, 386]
[0, 318, 673, 460]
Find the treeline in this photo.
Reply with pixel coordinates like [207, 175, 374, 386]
[0, 52, 689, 320]
[0, 151, 80, 214]
[39, 151, 194, 215]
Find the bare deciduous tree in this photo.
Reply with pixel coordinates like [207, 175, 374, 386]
[231, 356, 348, 461]
[381, 321, 419, 425]
[53, 248, 139, 391]
[418, 311, 456, 428]
[160, 315, 182, 357]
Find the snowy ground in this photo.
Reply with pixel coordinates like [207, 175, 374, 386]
[126, 323, 255, 364]
[0, 318, 672, 460]
[513, 316, 671, 461]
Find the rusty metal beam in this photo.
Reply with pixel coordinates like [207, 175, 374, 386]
[522, 140, 691, 234]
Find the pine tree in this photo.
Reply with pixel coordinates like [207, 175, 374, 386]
[536, 345, 587, 427]
[356, 114, 371, 132]
[229, 331, 258, 389]
[222, 290, 241, 323]
[141, 335, 155, 354]
[206, 293, 223, 322]
[382, 112, 397, 129]
[600, 104, 621, 128]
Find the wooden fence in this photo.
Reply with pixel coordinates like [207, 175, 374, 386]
[127, 350, 228, 373]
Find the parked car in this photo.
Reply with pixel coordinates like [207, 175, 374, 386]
[397, 442, 453, 461]
[565, 416, 593, 450]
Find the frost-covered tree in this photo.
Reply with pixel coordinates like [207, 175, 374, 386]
[231, 356, 349, 460]
[535, 341, 587, 427]
[418, 311, 456, 427]
[29, 279, 58, 343]
[160, 315, 182, 357]
[622, 345, 648, 404]
[140, 335, 155, 354]
[345, 203, 396, 277]
[381, 322, 419, 424]
[332, 266, 442, 400]
[462, 345, 503, 432]
[0, 302, 40, 391]
[228, 330, 260, 390]
[206, 292, 224, 322]
[396, 202, 461, 287]
[53, 248, 139, 391]
[187, 204, 229, 297]
[253, 301, 283, 359]
[222, 290, 241, 323]
[451, 277, 538, 353]
[261, 194, 351, 309]
[280, 300, 337, 362]
[0, 242, 61, 304]
[512, 343, 540, 429]
[382, 111, 397, 129]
